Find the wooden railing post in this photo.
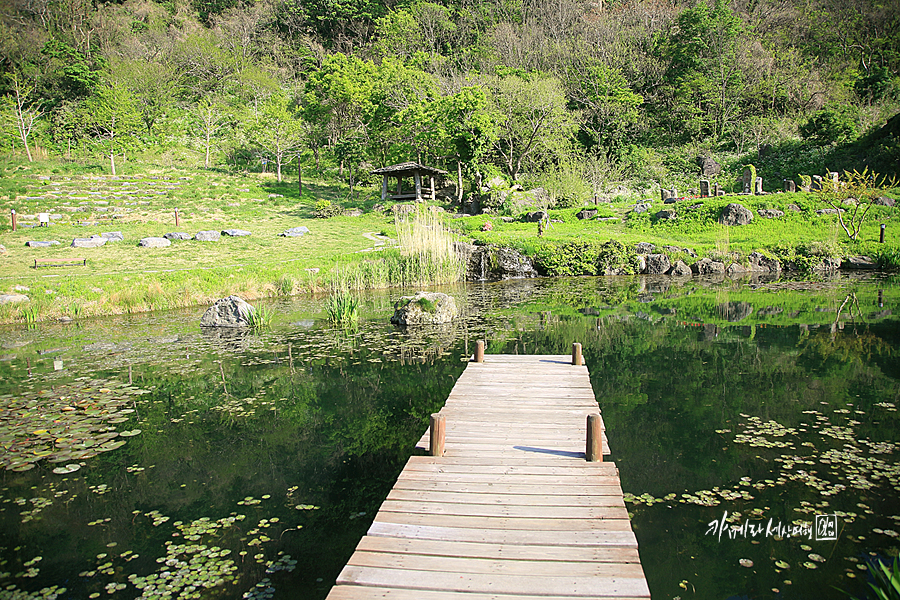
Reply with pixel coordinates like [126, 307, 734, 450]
[586, 414, 602, 462]
[474, 340, 485, 363]
[429, 413, 445, 457]
[572, 342, 583, 366]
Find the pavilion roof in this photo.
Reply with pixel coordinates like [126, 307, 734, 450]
[371, 162, 448, 177]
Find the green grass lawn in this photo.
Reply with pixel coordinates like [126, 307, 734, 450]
[1, 158, 898, 324]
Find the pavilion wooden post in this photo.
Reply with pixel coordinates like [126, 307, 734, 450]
[414, 172, 422, 202]
[396, 177, 402, 196]
[381, 175, 388, 202]
[586, 414, 603, 462]
[572, 342, 583, 366]
[429, 413, 445, 457]
[474, 340, 485, 363]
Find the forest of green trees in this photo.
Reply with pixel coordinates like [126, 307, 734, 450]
[1, 0, 898, 199]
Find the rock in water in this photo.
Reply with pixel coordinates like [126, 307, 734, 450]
[200, 296, 255, 328]
[391, 292, 458, 325]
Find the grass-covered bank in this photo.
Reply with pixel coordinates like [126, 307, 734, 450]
[0, 158, 897, 325]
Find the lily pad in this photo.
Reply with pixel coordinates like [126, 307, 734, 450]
[52, 464, 81, 475]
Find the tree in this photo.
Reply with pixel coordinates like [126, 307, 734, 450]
[487, 73, 577, 180]
[2, 73, 43, 162]
[195, 97, 230, 169]
[80, 81, 142, 176]
[816, 168, 897, 241]
[248, 92, 305, 182]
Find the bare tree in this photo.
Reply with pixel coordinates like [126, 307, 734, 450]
[3, 73, 42, 162]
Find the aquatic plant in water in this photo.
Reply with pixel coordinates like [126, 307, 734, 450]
[0, 379, 149, 471]
[325, 290, 359, 325]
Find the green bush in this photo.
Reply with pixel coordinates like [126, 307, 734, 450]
[800, 106, 859, 144]
[314, 199, 342, 218]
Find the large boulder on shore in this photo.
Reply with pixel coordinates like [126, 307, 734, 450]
[691, 258, 726, 275]
[453, 243, 537, 281]
[644, 254, 671, 275]
[719, 203, 753, 226]
[200, 295, 255, 328]
[390, 292, 458, 326]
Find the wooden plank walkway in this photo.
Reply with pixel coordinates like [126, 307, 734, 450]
[326, 353, 650, 600]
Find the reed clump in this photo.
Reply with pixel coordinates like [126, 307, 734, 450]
[325, 290, 359, 325]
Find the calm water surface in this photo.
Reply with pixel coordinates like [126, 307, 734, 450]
[0, 274, 897, 600]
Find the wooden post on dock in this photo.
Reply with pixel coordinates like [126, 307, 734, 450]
[474, 340, 485, 363]
[429, 413, 445, 457]
[586, 413, 603, 462]
[572, 342, 583, 366]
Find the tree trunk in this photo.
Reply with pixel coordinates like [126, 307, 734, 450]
[277, 153, 283, 182]
[110, 152, 116, 176]
[298, 162, 303, 196]
[457, 161, 463, 204]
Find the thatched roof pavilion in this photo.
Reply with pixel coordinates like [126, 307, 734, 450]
[371, 162, 448, 202]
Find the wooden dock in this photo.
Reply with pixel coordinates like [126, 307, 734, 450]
[326, 351, 650, 600]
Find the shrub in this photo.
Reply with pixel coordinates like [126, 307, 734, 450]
[314, 199, 342, 218]
[800, 106, 859, 144]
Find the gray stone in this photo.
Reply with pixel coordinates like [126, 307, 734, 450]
[200, 295, 255, 328]
[26, 241, 60, 248]
[754, 176, 763, 195]
[842, 255, 876, 270]
[717, 301, 753, 322]
[719, 203, 753, 226]
[699, 157, 722, 177]
[632, 203, 652, 214]
[635, 242, 656, 254]
[811, 175, 823, 191]
[655, 209, 677, 221]
[699, 180, 710, 197]
[195, 230, 220, 242]
[691, 258, 726, 275]
[138, 237, 171, 248]
[100, 231, 124, 241]
[748, 252, 781, 273]
[222, 229, 252, 237]
[279, 226, 310, 237]
[576, 209, 598, 220]
[0, 294, 29, 305]
[874, 196, 895, 207]
[343, 209, 363, 217]
[787, 204, 802, 212]
[72, 237, 107, 248]
[645, 254, 671, 275]
[664, 196, 678, 205]
[164, 232, 192, 241]
[784, 179, 796, 193]
[813, 257, 841, 272]
[757, 209, 784, 219]
[390, 291, 458, 325]
[663, 245, 696, 257]
[816, 208, 843, 215]
[523, 211, 548, 223]
[726, 263, 750, 277]
[455, 243, 537, 281]
[669, 260, 692, 276]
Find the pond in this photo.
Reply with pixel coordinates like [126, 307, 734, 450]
[0, 273, 897, 600]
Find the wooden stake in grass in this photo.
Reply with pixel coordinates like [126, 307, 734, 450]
[220, 362, 228, 396]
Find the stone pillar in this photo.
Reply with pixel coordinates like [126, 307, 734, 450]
[784, 179, 796, 193]
[742, 168, 753, 194]
[754, 177, 763, 195]
[713, 182, 720, 197]
[699, 180, 710, 198]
